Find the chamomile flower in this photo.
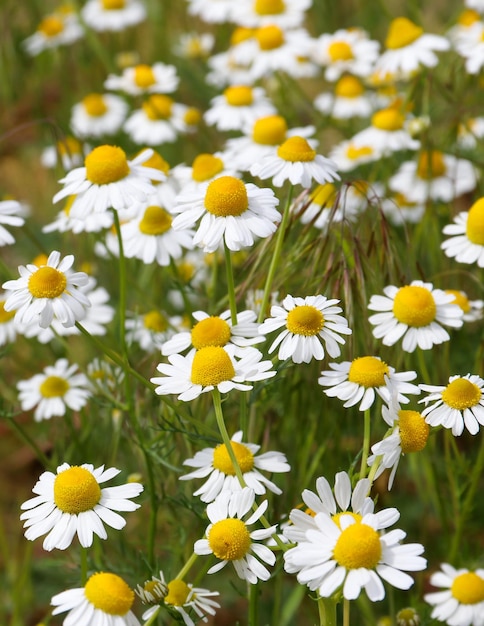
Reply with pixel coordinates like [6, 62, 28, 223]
[123, 95, 190, 145]
[125, 309, 180, 351]
[43, 195, 114, 234]
[186, 0, 236, 23]
[171, 152, 240, 193]
[457, 116, 484, 149]
[375, 17, 450, 78]
[0, 199, 26, 245]
[447, 9, 482, 46]
[381, 193, 426, 226]
[259, 294, 351, 364]
[441, 198, 484, 268]
[87, 357, 124, 395]
[329, 139, 377, 172]
[70, 93, 128, 138]
[20, 463, 143, 551]
[0, 292, 17, 346]
[312, 28, 380, 81]
[318, 357, 419, 411]
[23, 11, 83, 56]
[17, 358, 91, 422]
[171, 175, 280, 253]
[425, 563, 484, 626]
[283, 505, 426, 601]
[419, 374, 484, 436]
[180, 430, 290, 502]
[446, 289, 484, 323]
[2, 250, 90, 328]
[204, 85, 276, 132]
[41, 136, 86, 171]
[173, 32, 215, 59]
[51, 572, 140, 626]
[53, 145, 165, 218]
[105, 62, 179, 95]
[151, 344, 276, 401]
[81, 0, 146, 32]
[231, 0, 311, 29]
[194, 488, 277, 584]
[455, 21, 484, 74]
[368, 280, 464, 352]
[314, 75, 374, 119]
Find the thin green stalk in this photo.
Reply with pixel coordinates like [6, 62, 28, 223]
[317, 596, 337, 626]
[343, 598, 350, 626]
[360, 408, 371, 480]
[111, 208, 129, 362]
[248, 582, 259, 626]
[80, 547, 88, 585]
[212, 389, 247, 487]
[175, 552, 199, 580]
[144, 606, 161, 626]
[224, 242, 238, 326]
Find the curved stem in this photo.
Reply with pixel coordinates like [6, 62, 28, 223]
[224, 242, 238, 326]
[212, 389, 247, 487]
[176, 552, 199, 580]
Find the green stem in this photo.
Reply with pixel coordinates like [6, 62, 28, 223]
[111, 208, 129, 362]
[317, 596, 337, 626]
[80, 547, 88, 585]
[360, 408, 371, 480]
[257, 185, 294, 323]
[212, 389, 247, 487]
[343, 598, 350, 626]
[248, 582, 259, 626]
[224, 242, 238, 326]
[175, 552, 199, 580]
[144, 606, 161, 626]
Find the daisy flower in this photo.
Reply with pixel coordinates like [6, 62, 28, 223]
[441, 197, 484, 268]
[204, 85, 276, 132]
[43, 195, 114, 234]
[180, 430, 290, 502]
[0, 199, 26, 245]
[171, 151, 240, 192]
[151, 344, 276, 402]
[425, 563, 484, 626]
[81, 0, 146, 32]
[312, 28, 380, 81]
[446, 9, 482, 46]
[51, 571, 140, 626]
[41, 135, 86, 171]
[194, 488, 277, 584]
[259, 294, 352, 364]
[314, 75, 374, 120]
[53, 145, 165, 218]
[457, 116, 484, 149]
[329, 139, 377, 172]
[104, 62, 179, 95]
[375, 17, 450, 77]
[381, 192, 426, 226]
[23, 10, 83, 56]
[70, 92, 128, 138]
[125, 309, 181, 351]
[446, 289, 483, 323]
[186, 0, 236, 23]
[318, 357, 419, 411]
[171, 175, 280, 253]
[20, 463, 143, 551]
[455, 21, 484, 74]
[87, 357, 124, 395]
[123, 95, 190, 146]
[17, 358, 91, 422]
[2, 250, 90, 328]
[232, 0, 311, 28]
[0, 291, 17, 346]
[173, 32, 215, 59]
[368, 280, 464, 352]
[419, 374, 484, 436]
[283, 505, 426, 601]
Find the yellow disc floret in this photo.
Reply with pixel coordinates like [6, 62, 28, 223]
[385, 17, 424, 50]
[252, 115, 288, 146]
[458, 9, 481, 27]
[191, 316, 231, 349]
[397, 410, 430, 453]
[346, 144, 373, 160]
[39, 375, 69, 398]
[53, 466, 101, 514]
[446, 290, 471, 314]
[82, 94, 108, 117]
[333, 523, 382, 569]
[371, 108, 405, 131]
[85, 145, 130, 185]
[143, 310, 168, 332]
[348, 356, 389, 388]
[140, 149, 170, 177]
[332, 512, 362, 528]
[311, 183, 337, 207]
[139, 205, 173, 235]
[38, 16, 64, 37]
[256, 24, 285, 50]
[204, 176, 249, 217]
[208, 518, 251, 560]
[0, 301, 16, 324]
[392, 285, 437, 327]
[442, 378, 482, 410]
[254, 0, 285, 15]
[192, 154, 224, 182]
[335, 75, 364, 98]
[286, 305, 324, 336]
[224, 86, 254, 106]
[190, 346, 236, 386]
[466, 198, 484, 245]
[164, 579, 190, 606]
[416, 151, 446, 179]
[84, 572, 134, 615]
[134, 64, 156, 88]
[102, 0, 126, 9]
[277, 136, 316, 162]
[451, 571, 484, 604]
[142, 95, 173, 120]
[328, 41, 354, 62]
[213, 441, 255, 475]
[28, 266, 67, 299]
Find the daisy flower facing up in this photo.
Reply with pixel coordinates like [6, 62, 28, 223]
[17, 358, 91, 422]
[318, 357, 419, 411]
[312, 28, 380, 81]
[0, 199, 26, 245]
[283, 505, 426, 601]
[194, 488, 276, 584]
[81, 0, 146, 32]
[53, 145, 165, 219]
[368, 280, 464, 352]
[151, 344, 276, 402]
[425, 563, 484, 626]
[259, 294, 351, 364]
[123, 95, 190, 146]
[181, 430, 290, 502]
[51, 571, 140, 626]
[441, 197, 484, 268]
[70, 92, 128, 138]
[20, 463, 143, 551]
[105, 62, 179, 95]
[2, 250, 90, 328]
[204, 85, 276, 132]
[172, 175, 280, 253]
[419, 374, 484, 436]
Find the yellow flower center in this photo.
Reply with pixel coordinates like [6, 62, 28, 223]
[191, 316, 231, 349]
[252, 115, 287, 145]
[328, 41, 354, 62]
[254, 0, 285, 15]
[184, 107, 201, 126]
[332, 512, 362, 529]
[53, 466, 102, 514]
[102, 0, 126, 9]
[256, 24, 285, 50]
[85, 145, 130, 185]
[84, 572, 134, 615]
[39, 375, 69, 398]
[140, 150, 170, 177]
[213, 441, 255, 475]
[346, 144, 374, 160]
[138, 205, 172, 236]
[392, 192, 417, 210]
[231, 27, 255, 46]
[190, 346, 236, 386]
[142, 95, 173, 120]
[208, 518, 251, 560]
[192, 154, 224, 182]
[177, 262, 195, 283]
[224, 86, 254, 107]
[277, 136, 316, 162]
[371, 108, 405, 131]
[164, 579, 190, 606]
[28, 266, 67, 299]
[333, 523, 382, 569]
[143, 310, 168, 332]
[204, 176, 248, 217]
[445, 290, 471, 313]
[441, 378, 482, 410]
[392, 285, 437, 327]
[143, 579, 165, 601]
[57, 136, 82, 157]
[385, 17, 423, 50]
[348, 356, 389, 388]
[458, 9, 481, 26]
[82, 94, 108, 117]
[397, 410, 429, 453]
[134, 64, 156, 88]
[466, 198, 484, 245]
[416, 151, 446, 179]
[0, 301, 15, 324]
[286, 304, 324, 336]
[311, 183, 337, 207]
[451, 572, 484, 604]
[335, 75, 364, 98]
[38, 16, 64, 37]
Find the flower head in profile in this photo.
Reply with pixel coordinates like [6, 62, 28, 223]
[23, 10, 83, 56]
[368, 280, 464, 352]
[204, 85, 276, 132]
[194, 488, 277, 584]
[51, 571, 140, 626]
[441, 197, 484, 268]
[20, 463, 143, 551]
[419, 374, 484, 436]
[81, 0, 146, 32]
[445, 289, 483, 323]
[125, 309, 181, 352]
[104, 62, 179, 95]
